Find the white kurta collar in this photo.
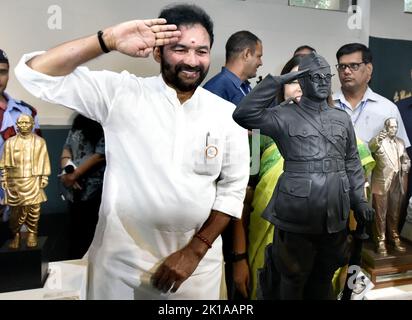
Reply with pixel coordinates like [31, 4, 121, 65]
[156, 74, 200, 108]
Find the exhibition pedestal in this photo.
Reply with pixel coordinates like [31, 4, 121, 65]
[362, 240, 412, 289]
[0, 236, 49, 293]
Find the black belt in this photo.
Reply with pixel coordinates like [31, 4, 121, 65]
[283, 159, 345, 173]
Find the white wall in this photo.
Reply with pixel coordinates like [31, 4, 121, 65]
[370, 0, 412, 40]
[0, 0, 410, 125]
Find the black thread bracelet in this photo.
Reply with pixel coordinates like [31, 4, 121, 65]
[231, 252, 248, 262]
[97, 30, 110, 53]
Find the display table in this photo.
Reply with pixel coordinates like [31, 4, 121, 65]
[0, 259, 87, 300]
[364, 283, 412, 300]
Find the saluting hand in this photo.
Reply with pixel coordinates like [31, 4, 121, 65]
[277, 68, 310, 85]
[105, 19, 181, 57]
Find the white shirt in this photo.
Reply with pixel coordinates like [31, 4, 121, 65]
[333, 87, 411, 147]
[15, 52, 250, 300]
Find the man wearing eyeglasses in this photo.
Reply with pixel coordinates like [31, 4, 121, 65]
[332, 43, 410, 148]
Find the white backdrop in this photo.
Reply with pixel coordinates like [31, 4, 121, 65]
[0, 0, 410, 125]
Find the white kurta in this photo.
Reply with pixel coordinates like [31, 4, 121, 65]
[15, 52, 250, 300]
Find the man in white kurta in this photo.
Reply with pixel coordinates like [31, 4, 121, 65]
[15, 5, 250, 300]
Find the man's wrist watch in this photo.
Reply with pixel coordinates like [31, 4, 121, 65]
[231, 252, 248, 262]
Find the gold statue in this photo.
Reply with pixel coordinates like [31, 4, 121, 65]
[0, 114, 51, 249]
[369, 117, 411, 255]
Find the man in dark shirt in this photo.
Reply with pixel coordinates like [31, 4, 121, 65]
[204, 30, 263, 300]
[204, 30, 262, 105]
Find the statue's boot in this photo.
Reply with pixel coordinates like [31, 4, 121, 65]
[375, 214, 388, 256]
[376, 239, 388, 256]
[388, 236, 406, 252]
[388, 210, 406, 252]
[26, 232, 38, 248]
[374, 202, 388, 256]
[8, 233, 20, 249]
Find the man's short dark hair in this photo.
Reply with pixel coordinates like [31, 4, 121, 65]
[0, 49, 9, 66]
[293, 45, 316, 56]
[225, 31, 261, 63]
[159, 3, 214, 47]
[336, 43, 373, 64]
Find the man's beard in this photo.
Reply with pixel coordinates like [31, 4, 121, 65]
[161, 59, 208, 92]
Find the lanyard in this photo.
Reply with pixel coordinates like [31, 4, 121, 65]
[339, 100, 368, 127]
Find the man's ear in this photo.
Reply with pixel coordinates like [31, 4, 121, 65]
[366, 63, 373, 82]
[153, 47, 161, 63]
[242, 48, 251, 61]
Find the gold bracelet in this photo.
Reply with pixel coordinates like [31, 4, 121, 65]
[194, 233, 212, 249]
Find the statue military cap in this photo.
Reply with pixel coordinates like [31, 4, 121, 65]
[299, 52, 330, 72]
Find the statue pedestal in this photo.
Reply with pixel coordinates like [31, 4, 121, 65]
[0, 236, 49, 293]
[362, 240, 412, 289]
